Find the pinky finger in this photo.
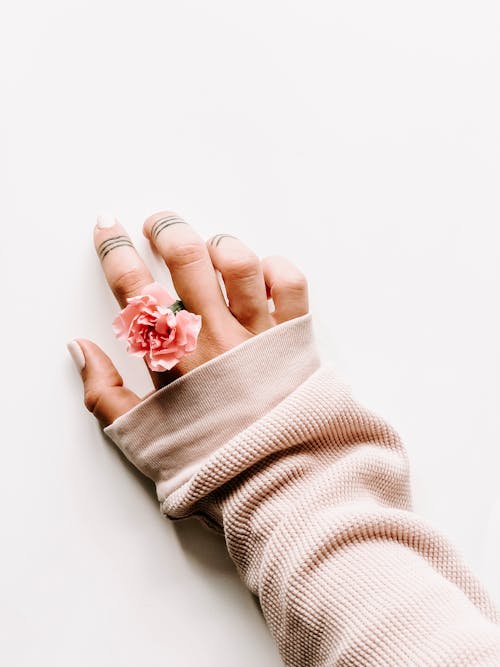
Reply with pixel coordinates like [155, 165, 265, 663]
[67, 339, 140, 427]
[261, 255, 309, 324]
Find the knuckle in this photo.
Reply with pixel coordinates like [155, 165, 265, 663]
[274, 272, 308, 296]
[224, 254, 260, 281]
[83, 388, 101, 415]
[165, 241, 206, 269]
[113, 268, 146, 301]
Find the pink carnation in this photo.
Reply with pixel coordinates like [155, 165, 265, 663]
[112, 282, 202, 372]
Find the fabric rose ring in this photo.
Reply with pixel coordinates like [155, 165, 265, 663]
[112, 282, 202, 371]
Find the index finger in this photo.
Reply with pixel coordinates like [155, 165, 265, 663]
[93, 214, 173, 389]
[94, 214, 154, 307]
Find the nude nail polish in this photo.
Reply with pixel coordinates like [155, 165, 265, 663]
[96, 213, 117, 229]
[67, 340, 86, 372]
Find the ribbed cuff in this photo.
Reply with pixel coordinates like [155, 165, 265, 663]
[104, 313, 320, 499]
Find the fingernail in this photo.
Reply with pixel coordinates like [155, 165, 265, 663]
[96, 213, 118, 229]
[67, 340, 86, 372]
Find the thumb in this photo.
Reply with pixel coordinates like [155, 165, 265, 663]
[67, 339, 141, 427]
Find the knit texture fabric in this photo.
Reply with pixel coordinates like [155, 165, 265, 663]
[105, 314, 500, 666]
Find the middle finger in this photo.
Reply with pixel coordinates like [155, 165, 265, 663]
[143, 210, 229, 321]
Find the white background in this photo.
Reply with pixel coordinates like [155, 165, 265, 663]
[1, 1, 499, 665]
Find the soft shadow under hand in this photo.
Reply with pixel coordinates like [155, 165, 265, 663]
[100, 430, 249, 581]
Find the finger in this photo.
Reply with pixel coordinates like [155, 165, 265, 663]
[207, 234, 271, 333]
[94, 214, 154, 308]
[261, 255, 309, 324]
[94, 215, 172, 389]
[143, 211, 228, 320]
[68, 339, 141, 428]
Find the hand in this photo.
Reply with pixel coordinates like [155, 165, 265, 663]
[69, 211, 309, 427]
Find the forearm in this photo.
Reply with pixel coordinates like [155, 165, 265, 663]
[105, 314, 500, 666]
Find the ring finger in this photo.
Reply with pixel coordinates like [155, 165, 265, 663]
[207, 234, 271, 333]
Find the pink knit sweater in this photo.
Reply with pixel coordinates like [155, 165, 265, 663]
[104, 314, 500, 666]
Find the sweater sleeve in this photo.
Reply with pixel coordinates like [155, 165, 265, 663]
[104, 314, 500, 666]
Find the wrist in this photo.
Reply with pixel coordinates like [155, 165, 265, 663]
[104, 313, 320, 498]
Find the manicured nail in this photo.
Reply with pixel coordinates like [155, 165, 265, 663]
[67, 340, 86, 372]
[96, 213, 118, 229]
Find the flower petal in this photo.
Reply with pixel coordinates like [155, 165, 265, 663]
[140, 281, 177, 307]
[113, 282, 201, 371]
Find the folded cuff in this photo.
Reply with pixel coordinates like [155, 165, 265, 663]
[104, 313, 320, 499]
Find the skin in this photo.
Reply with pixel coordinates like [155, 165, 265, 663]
[76, 210, 309, 428]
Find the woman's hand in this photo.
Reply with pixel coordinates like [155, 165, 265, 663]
[68, 211, 309, 427]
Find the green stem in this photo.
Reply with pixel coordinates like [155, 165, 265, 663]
[169, 299, 185, 314]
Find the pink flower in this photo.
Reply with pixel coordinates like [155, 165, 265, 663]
[112, 282, 202, 372]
